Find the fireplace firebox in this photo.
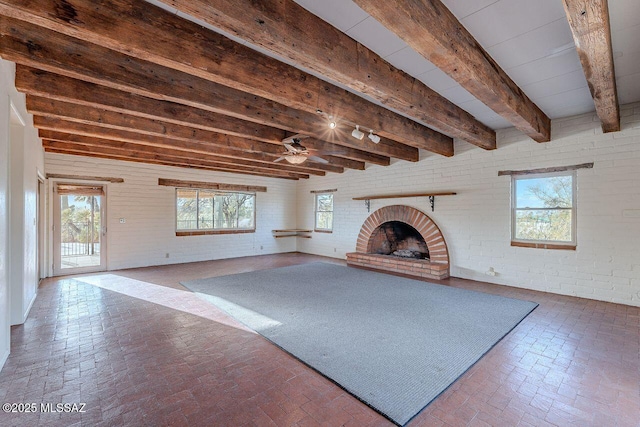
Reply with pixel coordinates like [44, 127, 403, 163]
[347, 205, 449, 280]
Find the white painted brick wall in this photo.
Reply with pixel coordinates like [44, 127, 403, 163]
[296, 102, 640, 307]
[45, 154, 297, 270]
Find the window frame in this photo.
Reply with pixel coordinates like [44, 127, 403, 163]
[175, 188, 256, 236]
[314, 192, 334, 233]
[510, 170, 577, 249]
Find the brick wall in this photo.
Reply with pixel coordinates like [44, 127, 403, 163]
[297, 103, 640, 307]
[45, 153, 298, 271]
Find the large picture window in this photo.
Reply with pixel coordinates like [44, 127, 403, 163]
[176, 189, 255, 232]
[315, 193, 333, 232]
[511, 172, 576, 247]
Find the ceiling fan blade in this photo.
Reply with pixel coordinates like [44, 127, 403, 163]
[283, 143, 295, 152]
[274, 156, 287, 163]
[308, 155, 329, 164]
[282, 134, 310, 144]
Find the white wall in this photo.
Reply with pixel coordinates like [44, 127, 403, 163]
[0, 58, 45, 368]
[0, 82, 10, 370]
[297, 103, 640, 307]
[45, 153, 298, 271]
[5, 65, 45, 325]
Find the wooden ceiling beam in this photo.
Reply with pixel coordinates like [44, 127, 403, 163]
[35, 126, 334, 176]
[16, 63, 404, 166]
[44, 146, 303, 180]
[562, 0, 620, 132]
[316, 156, 365, 171]
[26, 96, 366, 171]
[0, 4, 452, 156]
[33, 116, 344, 173]
[0, 18, 415, 162]
[0, 19, 287, 145]
[151, 0, 496, 149]
[298, 137, 389, 166]
[41, 137, 312, 179]
[14, 68, 391, 166]
[352, 0, 551, 142]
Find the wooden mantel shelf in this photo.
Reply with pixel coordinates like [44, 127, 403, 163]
[353, 192, 456, 212]
[272, 229, 312, 239]
[352, 192, 456, 200]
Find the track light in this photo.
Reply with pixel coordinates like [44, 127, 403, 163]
[368, 130, 381, 144]
[328, 121, 336, 129]
[352, 125, 364, 140]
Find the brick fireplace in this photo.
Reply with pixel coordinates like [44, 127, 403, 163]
[346, 205, 450, 280]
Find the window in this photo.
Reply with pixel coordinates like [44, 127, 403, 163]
[176, 188, 255, 232]
[315, 193, 333, 232]
[511, 172, 576, 247]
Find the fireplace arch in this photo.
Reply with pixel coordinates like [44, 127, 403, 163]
[357, 205, 449, 264]
[347, 205, 450, 280]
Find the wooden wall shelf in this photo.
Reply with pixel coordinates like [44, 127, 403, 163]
[352, 192, 456, 200]
[352, 192, 456, 212]
[272, 229, 313, 238]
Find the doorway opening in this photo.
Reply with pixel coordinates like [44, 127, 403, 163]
[53, 183, 106, 275]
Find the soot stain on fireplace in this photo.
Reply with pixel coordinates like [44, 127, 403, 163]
[369, 221, 430, 259]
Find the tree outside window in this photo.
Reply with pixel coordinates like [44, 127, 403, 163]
[315, 193, 333, 232]
[176, 189, 255, 231]
[512, 172, 575, 245]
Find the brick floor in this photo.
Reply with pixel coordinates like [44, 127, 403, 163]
[0, 253, 638, 426]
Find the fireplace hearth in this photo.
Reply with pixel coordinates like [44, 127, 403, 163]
[347, 205, 449, 280]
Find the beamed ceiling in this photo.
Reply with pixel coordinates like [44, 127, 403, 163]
[0, 0, 638, 180]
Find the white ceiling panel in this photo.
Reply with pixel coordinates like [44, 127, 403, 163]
[439, 85, 476, 105]
[442, 0, 500, 20]
[486, 18, 575, 70]
[615, 50, 640, 80]
[609, 0, 640, 32]
[294, 0, 368, 32]
[416, 67, 459, 93]
[504, 48, 583, 87]
[522, 70, 588, 101]
[459, 0, 566, 48]
[612, 24, 640, 80]
[154, 0, 640, 139]
[346, 17, 407, 58]
[535, 87, 594, 118]
[384, 47, 437, 77]
[456, 99, 512, 129]
[618, 72, 640, 105]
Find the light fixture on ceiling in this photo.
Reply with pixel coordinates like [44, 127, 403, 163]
[284, 154, 308, 164]
[368, 130, 380, 144]
[328, 121, 337, 129]
[352, 125, 364, 140]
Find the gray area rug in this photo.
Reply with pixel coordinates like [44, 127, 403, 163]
[182, 263, 537, 425]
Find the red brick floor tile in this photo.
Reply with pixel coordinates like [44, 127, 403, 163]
[0, 253, 638, 427]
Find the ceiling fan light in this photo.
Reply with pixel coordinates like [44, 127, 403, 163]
[352, 125, 364, 140]
[328, 121, 337, 129]
[285, 155, 307, 164]
[368, 130, 381, 144]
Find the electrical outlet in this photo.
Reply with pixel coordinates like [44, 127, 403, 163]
[165, 253, 170, 258]
[260, 245, 263, 250]
[334, 248, 337, 252]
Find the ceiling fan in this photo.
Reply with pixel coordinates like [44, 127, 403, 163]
[274, 137, 329, 165]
